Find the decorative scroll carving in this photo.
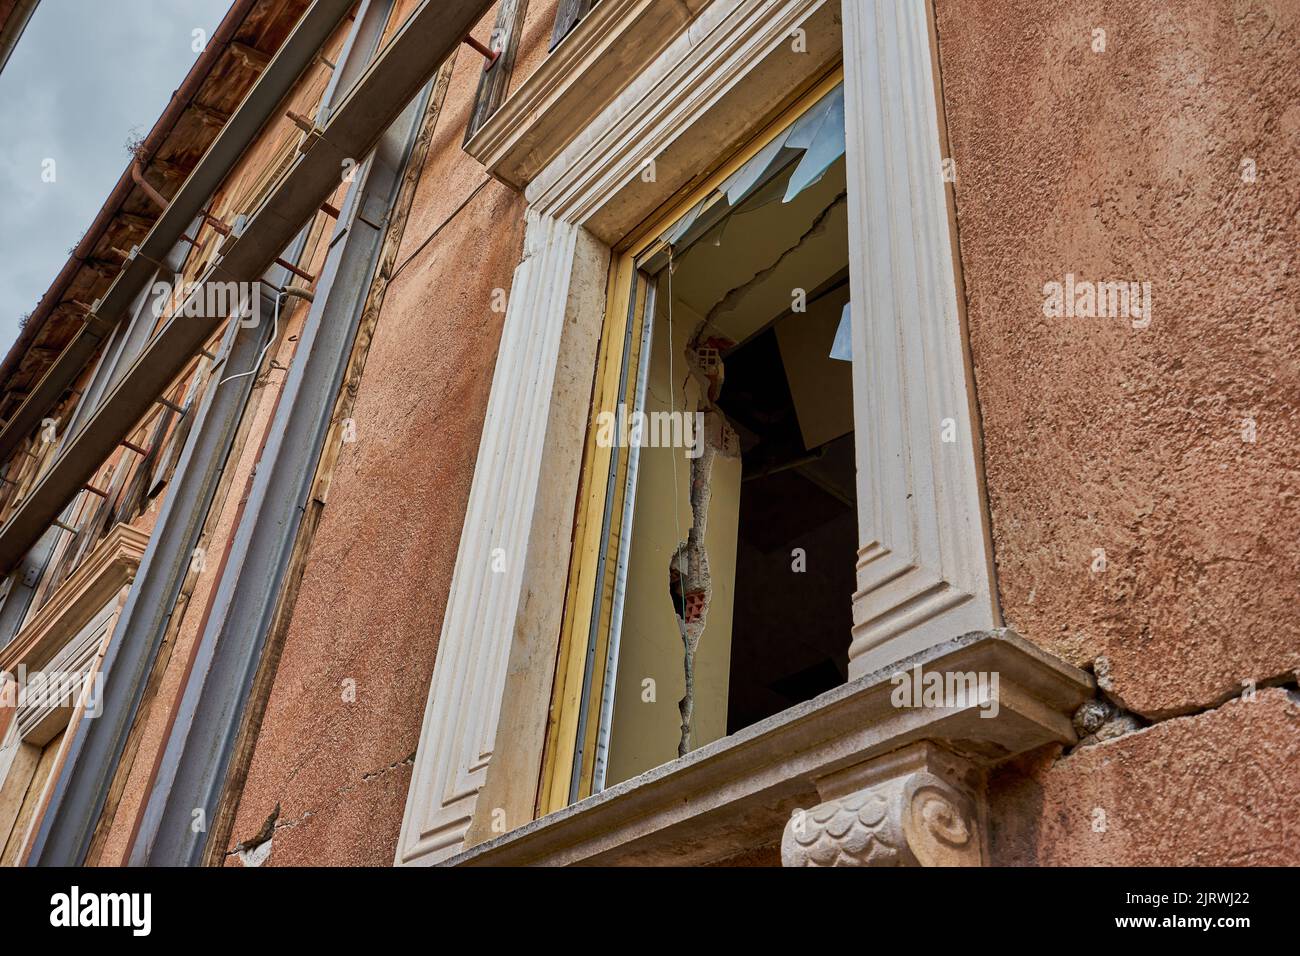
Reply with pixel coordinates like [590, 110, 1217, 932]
[781, 746, 984, 867]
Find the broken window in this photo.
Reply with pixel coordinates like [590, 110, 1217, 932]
[549, 77, 853, 804]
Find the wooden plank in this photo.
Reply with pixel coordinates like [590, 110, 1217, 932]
[465, 0, 529, 142]
[548, 0, 594, 51]
[0, 740, 40, 854]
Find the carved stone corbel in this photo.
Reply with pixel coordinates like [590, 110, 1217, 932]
[781, 742, 985, 867]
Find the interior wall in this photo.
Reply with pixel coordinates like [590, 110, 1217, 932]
[607, 291, 740, 787]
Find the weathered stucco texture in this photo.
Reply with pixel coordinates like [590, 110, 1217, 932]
[990, 688, 1300, 865]
[935, 0, 1300, 717]
[223, 47, 529, 864]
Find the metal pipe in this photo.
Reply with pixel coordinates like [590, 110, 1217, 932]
[0, 0, 356, 469]
[462, 33, 500, 70]
[0, 0, 261, 395]
[154, 397, 186, 415]
[130, 161, 169, 211]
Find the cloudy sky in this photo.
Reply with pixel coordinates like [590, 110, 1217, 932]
[0, 0, 232, 354]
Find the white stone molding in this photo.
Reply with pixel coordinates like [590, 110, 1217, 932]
[465, 0, 711, 190]
[781, 743, 984, 867]
[399, 0, 1000, 864]
[396, 214, 578, 862]
[843, 0, 998, 676]
[442, 631, 1090, 867]
[526, 0, 843, 239]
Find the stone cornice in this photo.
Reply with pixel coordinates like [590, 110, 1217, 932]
[445, 630, 1093, 866]
[0, 523, 147, 674]
[464, 0, 711, 191]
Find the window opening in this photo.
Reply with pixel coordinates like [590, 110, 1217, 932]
[568, 80, 853, 800]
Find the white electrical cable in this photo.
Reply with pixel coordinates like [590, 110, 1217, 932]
[216, 288, 283, 388]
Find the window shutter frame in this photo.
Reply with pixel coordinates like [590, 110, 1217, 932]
[548, 0, 595, 52]
[465, 0, 530, 142]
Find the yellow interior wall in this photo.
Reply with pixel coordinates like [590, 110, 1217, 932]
[606, 291, 740, 787]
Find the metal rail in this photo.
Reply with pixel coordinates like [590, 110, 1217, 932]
[0, 0, 355, 470]
[0, 0, 492, 575]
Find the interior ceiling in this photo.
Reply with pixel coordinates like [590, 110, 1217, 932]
[670, 154, 848, 350]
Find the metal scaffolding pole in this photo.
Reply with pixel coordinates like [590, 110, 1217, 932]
[23, 0, 494, 865]
[0, 0, 355, 469]
[137, 62, 429, 872]
[0, 0, 492, 576]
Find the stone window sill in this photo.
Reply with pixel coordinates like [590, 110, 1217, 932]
[443, 629, 1093, 866]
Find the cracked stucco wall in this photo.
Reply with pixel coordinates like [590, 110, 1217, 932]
[935, 0, 1300, 863]
[935, 0, 1300, 716]
[992, 687, 1300, 864]
[218, 5, 532, 867]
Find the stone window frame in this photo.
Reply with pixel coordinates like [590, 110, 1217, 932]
[398, 0, 1002, 866]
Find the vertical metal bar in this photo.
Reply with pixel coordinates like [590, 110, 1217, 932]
[567, 268, 641, 805]
[132, 75, 428, 868]
[591, 272, 657, 794]
[316, 0, 392, 125]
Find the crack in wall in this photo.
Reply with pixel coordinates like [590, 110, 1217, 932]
[1066, 663, 1300, 756]
[224, 751, 416, 865]
[659, 188, 845, 757]
[228, 802, 279, 867]
[667, 328, 738, 757]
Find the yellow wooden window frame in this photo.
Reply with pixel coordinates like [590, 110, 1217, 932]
[537, 64, 847, 815]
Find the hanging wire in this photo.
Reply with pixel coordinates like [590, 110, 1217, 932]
[216, 288, 283, 389]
